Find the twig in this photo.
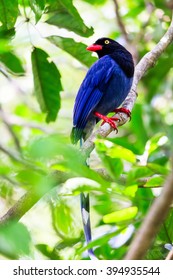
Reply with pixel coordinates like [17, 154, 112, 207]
[1, 175, 20, 187]
[134, 2, 154, 45]
[124, 172, 173, 259]
[0, 67, 11, 80]
[82, 13, 173, 159]
[0, 106, 22, 153]
[112, 0, 129, 42]
[0, 144, 22, 163]
[0, 143, 46, 174]
[112, 0, 138, 62]
[0, 112, 53, 133]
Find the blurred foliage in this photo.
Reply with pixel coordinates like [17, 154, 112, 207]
[0, 222, 31, 259]
[0, 0, 173, 260]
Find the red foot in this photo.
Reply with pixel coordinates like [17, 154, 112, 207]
[113, 107, 131, 120]
[94, 112, 119, 131]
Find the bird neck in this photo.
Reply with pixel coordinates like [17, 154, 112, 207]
[109, 51, 134, 78]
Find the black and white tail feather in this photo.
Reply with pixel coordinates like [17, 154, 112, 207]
[80, 138, 98, 260]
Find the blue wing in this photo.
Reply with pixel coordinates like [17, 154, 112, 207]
[73, 55, 115, 130]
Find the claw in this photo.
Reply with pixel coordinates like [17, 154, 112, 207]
[94, 112, 119, 132]
[114, 107, 131, 120]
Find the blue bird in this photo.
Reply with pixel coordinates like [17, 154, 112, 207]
[71, 38, 134, 144]
[71, 38, 134, 259]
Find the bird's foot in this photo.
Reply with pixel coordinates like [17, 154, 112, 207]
[113, 107, 131, 120]
[94, 112, 119, 131]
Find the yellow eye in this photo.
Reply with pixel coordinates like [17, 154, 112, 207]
[105, 40, 110, 44]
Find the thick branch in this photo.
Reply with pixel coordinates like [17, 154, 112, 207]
[124, 172, 173, 259]
[82, 14, 173, 158]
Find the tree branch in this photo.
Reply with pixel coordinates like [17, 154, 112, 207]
[166, 247, 173, 260]
[0, 143, 22, 163]
[0, 167, 161, 227]
[82, 13, 173, 158]
[0, 171, 71, 226]
[124, 172, 173, 259]
[0, 111, 54, 133]
[112, 0, 139, 61]
[112, 0, 129, 42]
[0, 106, 22, 153]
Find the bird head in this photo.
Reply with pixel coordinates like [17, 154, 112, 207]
[86, 37, 125, 58]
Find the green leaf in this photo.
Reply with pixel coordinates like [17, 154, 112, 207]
[48, 36, 96, 67]
[105, 158, 123, 179]
[103, 206, 138, 224]
[34, 0, 46, 10]
[0, 182, 13, 199]
[98, 153, 123, 179]
[0, 222, 31, 259]
[159, 208, 173, 242]
[28, 135, 110, 187]
[31, 47, 62, 122]
[96, 136, 124, 180]
[146, 245, 166, 260]
[0, 165, 11, 175]
[147, 163, 169, 175]
[127, 166, 153, 185]
[16, 169, 43, 187]
[134, 188, 154, 214]
[0, 52, 25, 75]
[95, 139, 136, 163]
[0, 28, 15, 40]
[30, 0, 46, 22]
[46, 0, 94, 37]
[51, 198, 83, 244]
[52, 200, 75, 237]
[144, 176, 165, 187]
[0, 0, 19, 30]
[145, 133, 168, 155]
[36, 244, 60, 260]
[109, 137, 140, 154]
[130, 104, 148, 152]
[0, 39, 12, 53]
[123, 185, 138, 197]
[148, 149, 169, 166]
[107, 146, 136, 163]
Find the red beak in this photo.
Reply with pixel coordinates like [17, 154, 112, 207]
[86, 44, 102, 52]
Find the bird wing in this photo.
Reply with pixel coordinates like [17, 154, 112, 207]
[73, 55, 115, 129]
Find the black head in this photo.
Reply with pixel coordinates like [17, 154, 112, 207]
[87, 37, 127, 58]
[87, 37, 134, 78]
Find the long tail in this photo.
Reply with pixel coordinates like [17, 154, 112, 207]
[80, 138, 98, 260]
[80, 193, 98, 260]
